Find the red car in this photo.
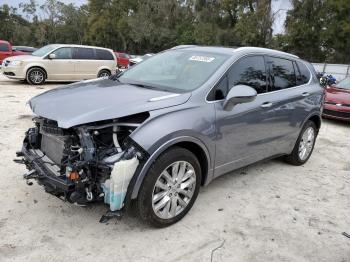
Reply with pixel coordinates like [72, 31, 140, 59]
[323, 77, 350, 121]
[114, 52, 130, 68]
[0, 40, 27, 66]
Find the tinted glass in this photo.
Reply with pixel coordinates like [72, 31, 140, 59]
[119, 50, 229, 93]
[227, 56, 267, 94]
[296, 61, 310, 85]
[73, 47, 95, 59]
[96, 49, 114, 60]
[208, 76, 228, 101]
[267, 57, 296, 91]
[52, 47, 72, 59]
[0, 43, 10, 52]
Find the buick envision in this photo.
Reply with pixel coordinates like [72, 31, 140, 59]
[16, 46, 324, 227]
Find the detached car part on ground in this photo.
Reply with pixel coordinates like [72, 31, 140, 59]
[15, 46, 324, 227]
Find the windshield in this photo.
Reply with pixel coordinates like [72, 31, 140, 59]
[337, 77, 350, 90]
[32, 44, 59, 57]
[119, 50, 229, 92]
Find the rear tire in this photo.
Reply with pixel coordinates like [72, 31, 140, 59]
[97, 69, 111, 78]
[285, 121, 317, 166]
[26, 67, 46, 85]
[137, 147, 201, 227]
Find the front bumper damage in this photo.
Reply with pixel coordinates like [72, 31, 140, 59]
[15, 116, 149, 222]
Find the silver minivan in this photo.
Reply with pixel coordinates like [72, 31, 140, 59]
[17, 46, 324, 227]
[1, 44, 117, 84]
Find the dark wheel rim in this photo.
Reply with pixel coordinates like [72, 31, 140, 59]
[29, 70, 44, 84]
[152, 161, 196, 219]
[99, 71, 110, 78]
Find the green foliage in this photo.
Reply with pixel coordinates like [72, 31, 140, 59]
[0, 0, 349, 63]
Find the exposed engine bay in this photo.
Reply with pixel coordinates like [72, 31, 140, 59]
[16, 113, 149, 217]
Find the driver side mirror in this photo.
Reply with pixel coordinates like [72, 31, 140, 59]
[223, 85, 257, 111]
[48, 53, 56, 59]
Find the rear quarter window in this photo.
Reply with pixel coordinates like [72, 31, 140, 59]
[0, 43, 10, 52]
[296, 61, 311, 85]
[96, 49, 114, 60]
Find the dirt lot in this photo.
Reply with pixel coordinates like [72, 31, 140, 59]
[0, 74, 349, 262]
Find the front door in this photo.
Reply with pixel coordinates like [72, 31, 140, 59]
[45, 47, 75, 81]
[212, 55, 279, 177]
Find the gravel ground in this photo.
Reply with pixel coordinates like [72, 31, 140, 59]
[0, 75, 349, 262]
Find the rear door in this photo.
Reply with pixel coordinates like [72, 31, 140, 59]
[0, 42, 12, 64]
[72, 47, 99, 79]
[263, 56, 310, 153]
[45, 47, 75, 80]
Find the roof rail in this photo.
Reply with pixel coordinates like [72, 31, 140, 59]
[171, 45, 197, 50]
[235, 47, 299, 58]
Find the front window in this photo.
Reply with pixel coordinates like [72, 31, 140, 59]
[51, 47, 72, 59]
[32, 45, 59, 57]
[337, 77, 350, 90]
[118, 50, 229, 93]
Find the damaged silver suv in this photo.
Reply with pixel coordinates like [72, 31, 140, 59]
[16, 46, 324, 227]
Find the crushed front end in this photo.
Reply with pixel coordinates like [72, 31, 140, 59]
[16, 114, 149, 216]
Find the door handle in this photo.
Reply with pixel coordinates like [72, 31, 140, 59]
[301, 92, 310, 97]
[261, 102, 273, 108]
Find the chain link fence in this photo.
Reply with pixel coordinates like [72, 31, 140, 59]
[312, 63, 350, 81]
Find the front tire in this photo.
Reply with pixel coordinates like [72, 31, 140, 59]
[137, 147, 201, 227]
[285, 121, 317, 166]
[26, 67, 46, 85]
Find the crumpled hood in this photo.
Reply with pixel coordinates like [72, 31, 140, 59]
[29, 78, 191, 128]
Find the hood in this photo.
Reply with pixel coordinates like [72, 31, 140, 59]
[325, 87, 350, 105]
[6, 55, 39, 61]
[29, 78, 191, 128]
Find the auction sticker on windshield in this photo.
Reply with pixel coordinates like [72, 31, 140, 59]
[189, 56, 215, 63]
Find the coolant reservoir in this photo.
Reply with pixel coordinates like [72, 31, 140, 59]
[102, 157, 139, 211]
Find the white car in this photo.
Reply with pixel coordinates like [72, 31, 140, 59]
[1, 44, 117, 85]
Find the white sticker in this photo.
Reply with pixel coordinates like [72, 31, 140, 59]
[189, 56, 215, 63]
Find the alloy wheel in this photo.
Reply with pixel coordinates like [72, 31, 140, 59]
[29, 70, 44, 84]
[152, 161, 196, 219]
[298, 127, 315, 161]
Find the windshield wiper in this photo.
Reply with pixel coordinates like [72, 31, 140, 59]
[125, 81, 158, 90]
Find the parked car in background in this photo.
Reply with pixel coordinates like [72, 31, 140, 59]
[13, 46, 37, 54]
[17, 46, 323, 227]
[0, 40, 29, 66]
[129, 53, 154, 66]
[323, 77, 350, 121]
[1, 44, 117, 85]
[114, 52, 130, 68]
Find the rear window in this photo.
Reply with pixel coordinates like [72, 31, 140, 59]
[73, 47, 95, 60]
[0, 43, 10, 52]
[95, 49, 114, 60]
[267, 57, 296, 91]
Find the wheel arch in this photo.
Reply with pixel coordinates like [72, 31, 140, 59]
[305, 113, 322, 131]
[130, 136, 212, 199]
